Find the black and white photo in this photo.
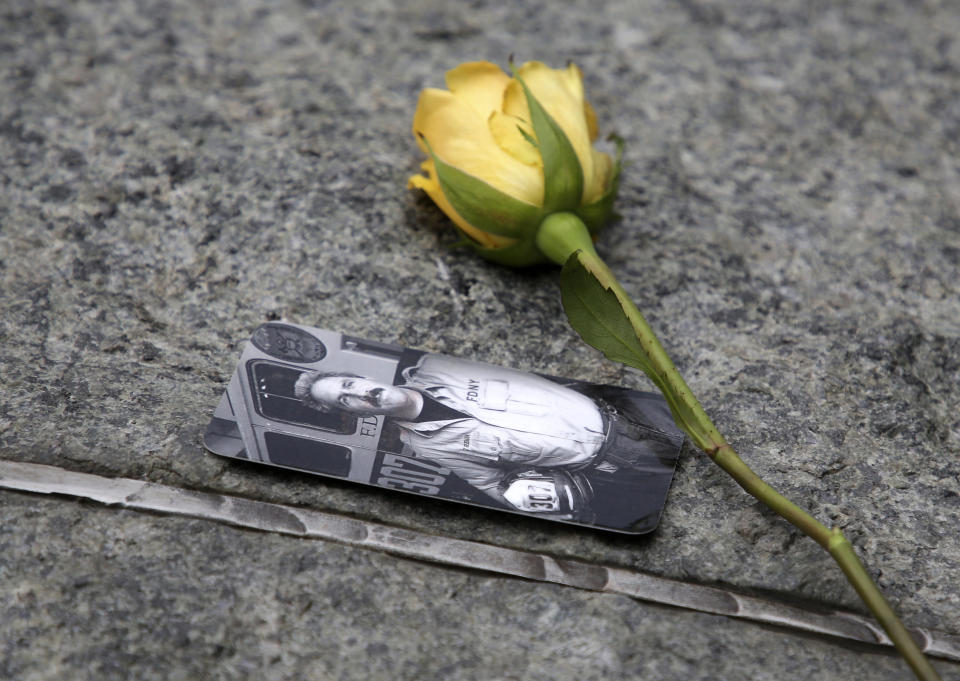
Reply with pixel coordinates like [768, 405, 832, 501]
[205, 322, 685, 533]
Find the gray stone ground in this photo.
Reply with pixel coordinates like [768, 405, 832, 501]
[0, 492, 926, 681]
[1, 0, 958, 679]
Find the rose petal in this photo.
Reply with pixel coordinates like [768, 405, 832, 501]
[584, 148, 613, 205]
[488, 110, 541, 166]
[503, 61, 598, 204]
[413, 85, 542, 205]
[445, 61, 512, 119]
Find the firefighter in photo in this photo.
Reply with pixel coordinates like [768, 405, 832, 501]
[294, 354, 681, 516]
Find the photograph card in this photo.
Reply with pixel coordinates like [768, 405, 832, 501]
[204, 322, 685, 534]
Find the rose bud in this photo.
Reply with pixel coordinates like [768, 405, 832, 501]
[409, 60, 621, 266]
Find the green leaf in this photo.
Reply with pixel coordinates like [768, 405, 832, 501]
[560, 252, 657, 374]
[423, 137, 543, 239]
[560, 251, 706, 445]
[577, 134, 624, 236]
[512, 69, 583, 213]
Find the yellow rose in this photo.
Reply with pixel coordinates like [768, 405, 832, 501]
[408, 60, 621, 266]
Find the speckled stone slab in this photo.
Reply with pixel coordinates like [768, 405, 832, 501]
[1, 0, 959, 678]
[0, 491, 935, 681]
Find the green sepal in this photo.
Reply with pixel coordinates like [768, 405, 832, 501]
[517, 125, 539, 149]
[422, 136, 543, 240]
[511, 66, 584, 214]
[560, 251, 705, 445]
[469, 237, 549, 267]
[576, 134, 624, 236]
[444, 236, 477, 250]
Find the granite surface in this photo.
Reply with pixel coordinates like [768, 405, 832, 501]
[1, 0, 959, 678]
[0, 491, 922, 681]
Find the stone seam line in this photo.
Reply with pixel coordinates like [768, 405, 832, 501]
[1, 459, 957, 662]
